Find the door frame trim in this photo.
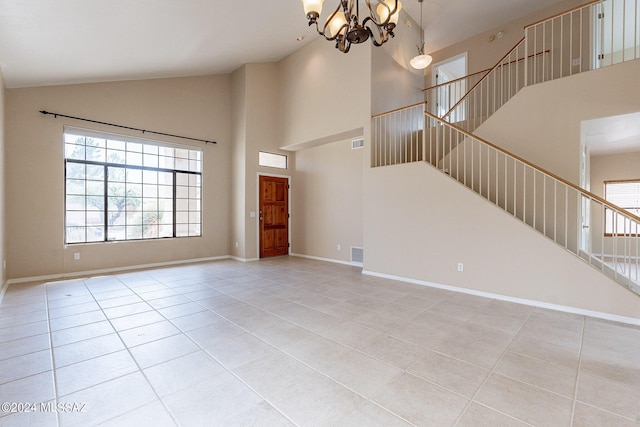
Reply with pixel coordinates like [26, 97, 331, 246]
[431, 51, 468, 86]
[256, 172, 292, 259]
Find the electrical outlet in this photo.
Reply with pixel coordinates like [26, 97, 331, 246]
[235, 242, 239, 248]
[457, 262, 464, 272]
[74, 253, 80, 261]
[337, 244, 341, 251]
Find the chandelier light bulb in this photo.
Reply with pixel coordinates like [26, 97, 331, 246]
[301, 0, 325, 19]
[377, 0, 403, 25]
[328, 11, 348, 37]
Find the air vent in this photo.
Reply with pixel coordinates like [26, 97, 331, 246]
[351, 138, 364, 150]
[351, 246, 364, 266]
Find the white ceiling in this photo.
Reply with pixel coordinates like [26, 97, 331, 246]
[0, 0, 572, 88]
[583, 112, 640, 156]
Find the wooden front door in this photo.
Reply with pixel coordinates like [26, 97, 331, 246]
[259, 175, 289, 258]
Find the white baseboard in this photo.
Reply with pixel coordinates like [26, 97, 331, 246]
[363, 270, 640, 326]
[230, 256, 260, 263]
[290, 253, 361, 267]
[0, 280, 8, 305]
[6, 256, 232, 286]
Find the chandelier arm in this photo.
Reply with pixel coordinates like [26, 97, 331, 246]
[364, 0, 375, 21]
[319, 4, 349, 42]
[341, 0, 352, 21]
[362, 16, 389, 47]
[342, 39, 352, 53]
[363, 0, 383, 27]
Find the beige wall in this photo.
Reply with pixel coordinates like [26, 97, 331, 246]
[230, 66, 248, 259]
[293, 138, 363, 262]
[371, 10, 424, 116]
[475, 60, 640, 185]
[364, 161, 640, 319]
[279, 36, 371, 148]
[591, 151, 640, 196]
[425, 0, 586, 86]
[276, 37, 371, 264]
[6, 76, 232, 279]
[0, 70, 5, 287]
[230, 63, 292, 261]
[244, 63, 290, 261]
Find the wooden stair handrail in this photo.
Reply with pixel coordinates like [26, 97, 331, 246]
[441, 37, 525, 121]
[424, 110, 640, 224]
[371, 102, 426, 120]
[422, 69, 491, 92]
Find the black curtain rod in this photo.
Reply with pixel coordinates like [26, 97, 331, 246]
[39, 110, 217, 145]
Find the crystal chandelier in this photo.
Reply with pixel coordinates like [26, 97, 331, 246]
[301, 0, 403, 53]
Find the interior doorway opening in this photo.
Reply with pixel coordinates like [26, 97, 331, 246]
[431, 53, 468, 121]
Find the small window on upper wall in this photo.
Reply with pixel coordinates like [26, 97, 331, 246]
[259, 151, 287, 169]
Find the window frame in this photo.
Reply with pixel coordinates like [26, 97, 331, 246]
[258, 151, 288, 169]
[603, 178, 640, 237]
[64, 127, 202, 244]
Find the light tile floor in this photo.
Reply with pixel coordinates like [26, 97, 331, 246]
[0, 257, 639, 426]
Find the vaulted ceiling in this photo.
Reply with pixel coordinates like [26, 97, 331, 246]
[0, 0, 569, 88]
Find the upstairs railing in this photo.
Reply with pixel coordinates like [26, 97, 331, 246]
[442, 0, 640, 133]
[441, 38, 529, 133]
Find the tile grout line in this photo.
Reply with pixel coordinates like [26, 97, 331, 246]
[199, 272, 540, 425]
[118, 270, 301, 427]
[569, 315, 586, 426]
[179, 275, 404, 425]
[195, 277, 481, 426]
[78, 275, 182, 427]
[43, 281, 62, 427]
[451, 308, 537, 427]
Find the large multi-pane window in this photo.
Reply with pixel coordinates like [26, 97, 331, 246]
[64, 127, 202, 244]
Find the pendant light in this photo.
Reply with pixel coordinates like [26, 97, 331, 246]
[410, 0, 432, 69]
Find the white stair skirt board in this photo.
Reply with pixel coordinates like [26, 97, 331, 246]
[363, 270, 640, 326]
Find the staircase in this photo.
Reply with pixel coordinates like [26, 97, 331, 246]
[371, 0, 640, 295]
